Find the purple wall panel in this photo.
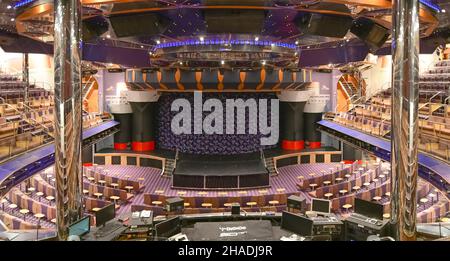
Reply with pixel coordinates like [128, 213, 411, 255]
[156, 93, 278, 155]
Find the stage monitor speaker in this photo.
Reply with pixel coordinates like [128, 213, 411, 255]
[295, 12, 353, 38]
[165, 197, 184, 212]
[350, 17, 390, 52]
[82, 16, 109, 42]
[203, 9, 266, 34]
[109, 12, 169, 38]
[231, 203, 240, 215]
[287, 195, 306, 213]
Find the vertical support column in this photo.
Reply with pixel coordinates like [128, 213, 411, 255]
[126, 90, 160, 152]
[390, 0, 420, 241]
[54, 0, 83, 241]
[277, 90, 311, 150]
[22, 53, 29, 110]
[109, 103, 133, 150]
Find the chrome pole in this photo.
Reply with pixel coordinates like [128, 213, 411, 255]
[54, 0, 83, 240]
[390, 0, 420, 241]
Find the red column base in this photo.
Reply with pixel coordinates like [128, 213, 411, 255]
[131, 141, 155, 151]
[309, 141, 321, 149]
[281, 140, 304, 150]
[114, 143, 128, 150]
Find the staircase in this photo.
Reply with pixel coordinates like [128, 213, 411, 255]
[265, 157, 277, 176]
[162, 158, 176, 178]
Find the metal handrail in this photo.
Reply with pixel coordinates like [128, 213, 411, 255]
[0, 97, 54, 138]
[82, 75, 95, 100]
[20, 102, 54, 125]
[418, 91, 444, 114]
[335, 94, 357, 112]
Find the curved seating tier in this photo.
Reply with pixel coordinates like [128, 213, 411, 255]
[85, 197, 110, 211]
[83, 181, 131, 202]
[7, 188, 56, 221]
[143, 192, 298, 209]
[83, 166, 144, 193]
[313, 168, 380, 198]
[131, 204, 285, 217]
[30, 175, 56, 198]
[0, 212, 37, 230]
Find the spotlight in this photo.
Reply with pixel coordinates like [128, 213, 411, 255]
[295, 40, 299, 45]
[255, 36, 259, 42]
[199, 36, 204, 42]
[10, 18, 15, 22]
[271, 43, 275, 47]
[328, 63, 332, 67]
[156, 40, 161, 44]
[140, 45, 144, 48]
[442, 9, 446, 13]
[179, 61, 183, 65]
[106, 34, 111, 39]
[307, 46, 310, 49]
[7, 5, 12, 9]
[346, 39, 350, 42]
[261, 60, 266, 65]
[221, 60, 225, 65]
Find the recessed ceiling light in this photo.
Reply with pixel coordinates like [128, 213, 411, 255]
[295, 40, 299, 45]
[140, 45, 144, 48]
[255, 37, 259, 41]
[199, 36, 204, 41]
[156, 40, 161, 44]
[106, 34, 111, 38]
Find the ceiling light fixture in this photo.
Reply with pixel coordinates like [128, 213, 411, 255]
[106, 34, 111, 39]
[221, 60, 225, 65]
[199, 36, 204, 41]
[7, 5, 12, 9]
[255, 37, 259, 42]
[156, 40, 161, 45]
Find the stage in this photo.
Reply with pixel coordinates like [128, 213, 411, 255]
[173, 152, 269, 189]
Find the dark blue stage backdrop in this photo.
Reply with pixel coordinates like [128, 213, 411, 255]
[156, 92, 278, 155]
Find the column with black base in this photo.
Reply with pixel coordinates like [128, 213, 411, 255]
[127, 90, 160, 152]
[277, 90, 311, 150]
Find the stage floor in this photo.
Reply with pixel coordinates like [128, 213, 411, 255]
[174, 152, 267, 176]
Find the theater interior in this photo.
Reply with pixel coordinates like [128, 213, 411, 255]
[0, 0, 450, 242]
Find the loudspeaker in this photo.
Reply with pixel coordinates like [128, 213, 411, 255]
[82, 16, 109, 42]
[231, 203, 240, 215]
[350, 17, 390, 52]
[110, 12, 169, 38]
[287, 195, 306, 213]
[295, 12, 353, 38]
[203, 9, 266, 34]
[165, 197, 184, 212]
